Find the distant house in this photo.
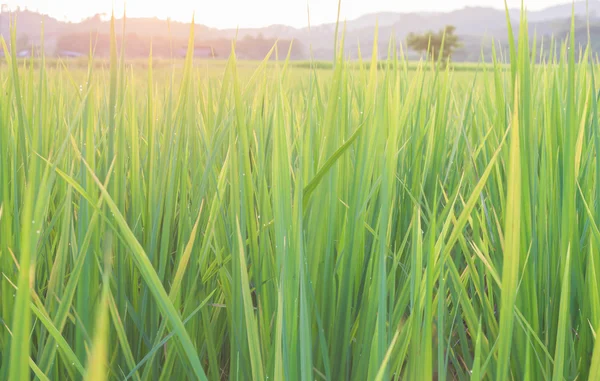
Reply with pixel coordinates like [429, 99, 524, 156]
[57, 50, 85, 58]
[17, 47, 43, 58]
[178, 45, 215, 58]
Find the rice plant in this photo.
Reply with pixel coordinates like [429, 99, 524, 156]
[0, 6, 598, 381]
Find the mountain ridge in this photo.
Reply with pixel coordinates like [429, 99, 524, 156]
[0, 1, 597, 61]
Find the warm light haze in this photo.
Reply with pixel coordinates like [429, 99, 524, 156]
[2, 0, 577, 28]
[1, 0, 598, 376]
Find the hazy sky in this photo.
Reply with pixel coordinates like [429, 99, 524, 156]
[2, 0, 574, 28]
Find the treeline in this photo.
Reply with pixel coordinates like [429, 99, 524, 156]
[218, 34, 305, 60]
[55, 32, 304, 59]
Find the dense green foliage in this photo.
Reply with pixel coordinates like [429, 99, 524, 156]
[1, 10, 599, 381]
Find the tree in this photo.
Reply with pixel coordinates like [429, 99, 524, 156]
[407, 25, 462, 64]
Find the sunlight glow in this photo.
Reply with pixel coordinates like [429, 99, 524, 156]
[1, 0, 577, 28]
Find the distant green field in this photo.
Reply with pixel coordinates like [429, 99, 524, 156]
[2, 12, 600, 381]
[3, 57, 505, 72]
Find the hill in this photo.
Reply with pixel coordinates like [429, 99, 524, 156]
[0, 1, 598, 61]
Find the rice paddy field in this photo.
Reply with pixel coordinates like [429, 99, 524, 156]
[1, 10, 600, 381]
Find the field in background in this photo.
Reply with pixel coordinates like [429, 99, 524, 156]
[2, 10, 600, 381]
[0, 56, 499, 70]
